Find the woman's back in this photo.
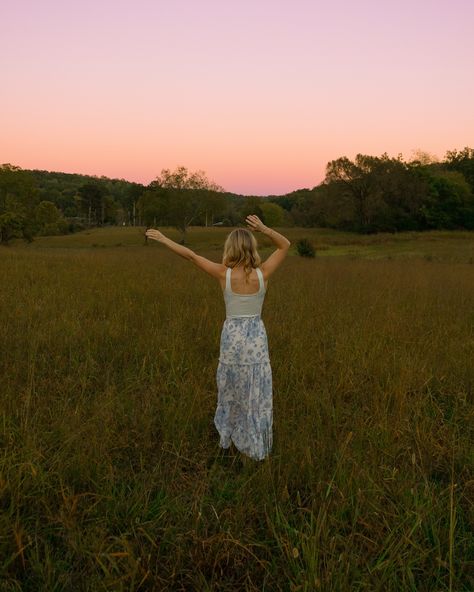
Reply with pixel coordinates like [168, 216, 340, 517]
[222, 266, 267, 319]
[219, 265, 267, 295]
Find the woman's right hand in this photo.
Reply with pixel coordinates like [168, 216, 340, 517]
[246, 214, 266, 232]
[145, 228, 166, 242]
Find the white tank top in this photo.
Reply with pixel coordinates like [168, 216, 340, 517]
[223, 266, 266, 318]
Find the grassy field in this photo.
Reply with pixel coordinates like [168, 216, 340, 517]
[1, 226, 474, 590]
[11, 225, 474, 263]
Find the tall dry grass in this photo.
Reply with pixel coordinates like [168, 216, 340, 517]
[1, 229, 473, 590]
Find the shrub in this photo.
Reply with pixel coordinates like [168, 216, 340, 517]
[296, 238, 316, 258]
[68, 221, 86, 233]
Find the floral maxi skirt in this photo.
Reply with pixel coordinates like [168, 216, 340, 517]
[214, 315, 273, 460]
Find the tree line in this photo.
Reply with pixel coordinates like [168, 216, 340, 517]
[1, 147, 473, 245]
[289, 148, 474, 233]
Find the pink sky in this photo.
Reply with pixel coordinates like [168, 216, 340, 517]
[1, 0, 473, 195]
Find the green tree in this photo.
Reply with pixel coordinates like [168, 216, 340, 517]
[325, 154, 383, 232]
[325, 153, 429, 232]
[77, 182, 106, 225]
[239, 196, 264, 221]
[445, 147, 474, 191]
[200, 190, 227, 226]
[0, 163, 39, 244]
[137, 186, 170, 228]
[124, 183, 146, 226]
[34, 200, 66, 235]
[0, 212, 26, 245]
[418, 169, 474, 229]
[260, 202, 285, 227]
[296, 183, 352, 229]
[154, 166, 223, 192]
[148, 166, 225, 243]
[35, 200, 60, 225]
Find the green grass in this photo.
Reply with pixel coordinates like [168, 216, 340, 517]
[1, 226, 474, 590]
[13, 225, 474, 264]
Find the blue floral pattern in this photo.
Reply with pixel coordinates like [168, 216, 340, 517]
[218, 316, 270, 365]
[214, 315, 273, 461]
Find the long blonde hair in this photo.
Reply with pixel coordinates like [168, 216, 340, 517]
[222, 228, 261, 282]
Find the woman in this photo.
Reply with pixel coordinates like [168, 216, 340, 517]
[145, 214, 291, 461]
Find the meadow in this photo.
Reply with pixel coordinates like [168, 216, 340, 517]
[1, 226, 473, 591]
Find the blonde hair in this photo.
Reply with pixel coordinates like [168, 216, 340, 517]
[222, 228, 261, 282]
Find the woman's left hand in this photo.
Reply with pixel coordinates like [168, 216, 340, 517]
[145, 228, 166, 242]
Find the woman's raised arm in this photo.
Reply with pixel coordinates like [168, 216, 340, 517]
[146, 228, 195, 259]
[245, 215, 291, 279]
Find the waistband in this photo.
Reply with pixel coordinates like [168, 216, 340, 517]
[225, 313, 261, 319]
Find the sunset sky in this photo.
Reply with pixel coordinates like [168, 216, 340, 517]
[1, 0, 473, 195]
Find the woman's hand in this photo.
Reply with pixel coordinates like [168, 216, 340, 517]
[246, 214, 266, 232]
[145, 228, 166, 242]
